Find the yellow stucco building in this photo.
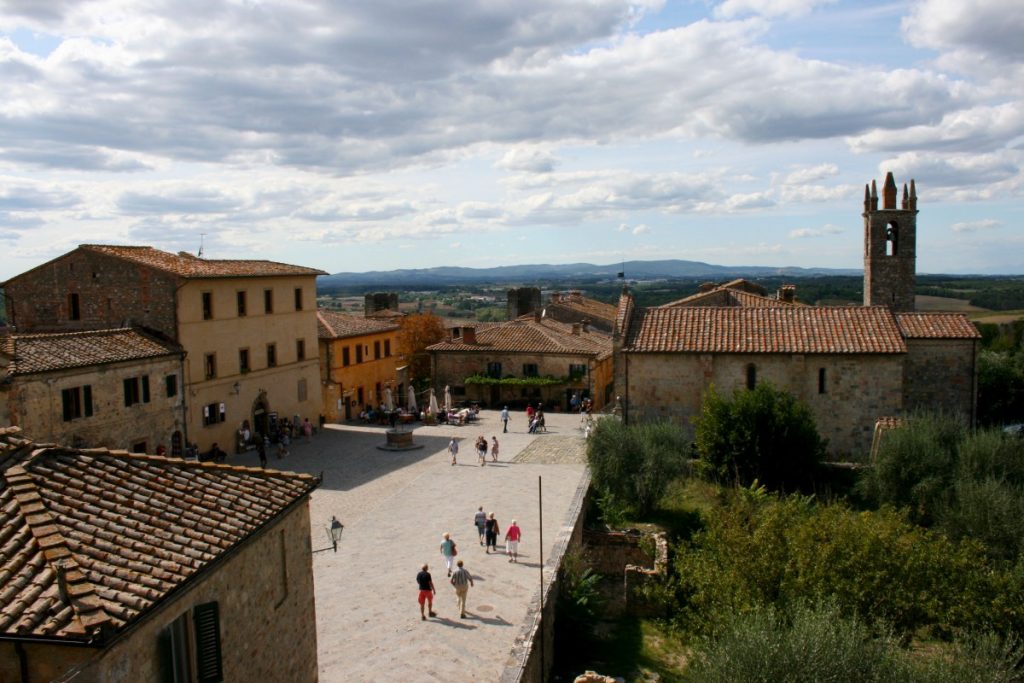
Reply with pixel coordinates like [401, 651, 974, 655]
[317, 309, 402, 421]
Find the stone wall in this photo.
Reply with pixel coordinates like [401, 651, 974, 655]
[903, 338, 977, 424]
[580, 529, 650, 575]
[3, 355, 185, 452]
[621, 352, 905, 458]
[501, 471, 590, 683]
[3, 250, 180, 337]
[50, 501, 318, 683]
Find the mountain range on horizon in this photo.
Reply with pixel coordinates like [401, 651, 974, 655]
[319, 259, 863, 288]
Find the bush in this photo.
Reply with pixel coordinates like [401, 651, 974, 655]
[978, 350, 1024, 427]
[693, 383, 825, 491]
[587, 420, 689, 518]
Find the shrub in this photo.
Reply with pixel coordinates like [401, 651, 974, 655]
[693, 383, 825, 491]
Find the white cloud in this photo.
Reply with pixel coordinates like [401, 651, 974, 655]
[496, 147, 560, 173]
[715, 0, 836, 19]
[632, 224, 650, 235]
[904, 0, 1024, 66]
[789, 223, 844, 239]
[783, 163, 839, 185]
[951, 219, 1001, 233]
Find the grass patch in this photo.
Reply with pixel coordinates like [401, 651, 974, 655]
[554, 614, 689, 683]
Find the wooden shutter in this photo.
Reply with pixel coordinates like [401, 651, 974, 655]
[142, 375, 151, 403]
[192, 601, 223, 682]
[124, 378, 133, 406]
[83, 385, 93, 417]
[62, 389, 74, 421]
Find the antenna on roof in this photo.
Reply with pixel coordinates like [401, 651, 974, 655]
[198, 233, 206, 258]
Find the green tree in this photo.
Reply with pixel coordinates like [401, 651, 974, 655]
[693, 383, 825, 491]
[978, 350, 1024, 426]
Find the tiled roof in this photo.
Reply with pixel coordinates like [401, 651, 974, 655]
[623, 306, 907, 354]
[546, 293, 617, 324]
[2, 328, 182, 376]
[80, 245, 327, 279]
[895, 313, 980, 339]
[427, 316, 612, 359]
[317, 310, 400, 340]
[0, 427, 318, 642]
[659, 288, 795, 308]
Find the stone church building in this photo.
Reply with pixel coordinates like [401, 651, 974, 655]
[613, 173, 980, 457]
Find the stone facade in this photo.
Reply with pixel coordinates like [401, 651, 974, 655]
[863, 172, 917, 312]
[903, 338, 978, 421]
[364, 291, 399, 316]
[507, 287, 541, 320]
[9, 503, 317, 683]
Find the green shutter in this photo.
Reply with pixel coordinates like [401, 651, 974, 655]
[84, 385, 93, 417]
[193, 601, 223, 682]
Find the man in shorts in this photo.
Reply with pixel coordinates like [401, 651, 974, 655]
[416, 564, 437, 620]
[505, 519, 522, 563]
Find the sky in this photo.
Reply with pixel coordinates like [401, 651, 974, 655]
[0, 0, 1022, 281]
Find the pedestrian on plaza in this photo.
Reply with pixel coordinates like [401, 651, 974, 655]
[302, 417, 313, 443]
[505, 519, 522, 562]
[526, 404, 535, 423]
[491, 436, 499, 462]
[500, 405, 510, 433]
[448, 437, 459, 466]
[440, 532, 457, 576]
[476, 436, 487, 466]
[485, 512, 500, 553]
[450, 559, 475, 618]
[416, 564, 437, 620]
[257, 439, 268, 468]
[474, 506, 487, 546]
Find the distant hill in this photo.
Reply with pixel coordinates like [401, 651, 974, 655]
[318, 260, 861, 288]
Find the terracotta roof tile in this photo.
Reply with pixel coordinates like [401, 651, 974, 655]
[894, 313, 980, 339]
[0, 427, 318, 642]
[2, 328, 182, 376]
[427, 316, 612, 360]
[546, 293, 617, 325]
[80, 245, 327, 279]
[624, 306, 907, 354]
[317, 309, 400, 340]
[660, 287, 795, 308]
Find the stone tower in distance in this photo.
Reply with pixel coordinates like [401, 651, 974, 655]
[863, 171, 917, 311]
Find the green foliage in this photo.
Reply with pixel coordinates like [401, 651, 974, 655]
[693, 383, 825, 491]
[671, 492, 1024, 640]
[683, 601, 1024, 683]
[978, 350, 1024, 426]
[587, 420, 690, 518]
[462, 374, 565, 387]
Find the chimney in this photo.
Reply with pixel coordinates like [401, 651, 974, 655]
[56, 560, 70, 604]
[699, 282, 716, 293]
[551, 292, 561, 303]
[534, 310, 542, 323]
[462, 327, 477, 345]
[450, 327, 460, 341]
[581, 319, 590, 333]
[571, 323, 581, 335]
[778, 285, 796, 303]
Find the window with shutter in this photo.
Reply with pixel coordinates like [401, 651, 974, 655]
[193, 601, 223, 683]
[142, 375, 151, 403]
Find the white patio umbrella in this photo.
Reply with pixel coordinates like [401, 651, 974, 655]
[428, 388, 439, 415]
[443, 385, 452, 412]
[384, 387, 394, 412]
[407, 385, 418, 412]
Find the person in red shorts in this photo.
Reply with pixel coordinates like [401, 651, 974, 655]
[416, 564, 437, 620]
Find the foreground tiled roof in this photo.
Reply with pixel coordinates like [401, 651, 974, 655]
[623, 306, 907, 354]
[895, 313, 981, 339]
[2, 328, 182, 376]
[317, 309, 400, 340]
[428, 316, 612, 359]
[79, 245, 327, 279]
[0, 427, 318, 642]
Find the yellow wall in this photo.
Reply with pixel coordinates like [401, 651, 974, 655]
[319, 327, 401, 422]
[176, 277, 321, 451]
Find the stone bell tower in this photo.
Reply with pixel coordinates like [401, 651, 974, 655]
[863, 172, 917, 311]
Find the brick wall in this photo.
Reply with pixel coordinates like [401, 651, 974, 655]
[4, 250, 179, 337]
[49, 501, 318, 682]
[903, 338, 977, 423]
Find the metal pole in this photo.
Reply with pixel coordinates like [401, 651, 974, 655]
[538, 475, 544, 681]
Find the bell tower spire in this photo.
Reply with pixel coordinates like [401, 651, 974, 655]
[863, 172, 918, 311]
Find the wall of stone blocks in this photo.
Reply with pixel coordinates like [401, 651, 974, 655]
[621, 352, 905, 458]
[903, 339, 977, 423]
[4, 356, 184, 452]
[51, 501, 318, 683]
[3, 250, 180, 337]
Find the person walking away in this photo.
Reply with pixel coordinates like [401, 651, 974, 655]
[500, 405, 510, 433]
[491, 436, 499, 462]
[474, 506, 487, 546]
[302, 417, 313, 443]
[257, 439, 268, 468]
[450, 560, 474, 618]
[448, 437, 459, 466]
[485, 513, 500, 554]
[440, 532, 457, 576]
[416, 564, 437, 620]
[505, 519, 522, 562]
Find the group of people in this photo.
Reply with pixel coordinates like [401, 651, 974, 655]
[447, 436, 500, 465]
[526, 404, 546, 434]
[417, 507, 523, 621]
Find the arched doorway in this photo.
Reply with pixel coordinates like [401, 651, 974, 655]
[252, 391, 271, 439]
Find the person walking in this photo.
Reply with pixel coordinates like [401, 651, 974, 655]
[416, 564, 437, 620]
[500, 405, 510, 433]
[440, 532, 457, 576]
[484, 512, 500, 554]
[448, 437, 459, 466]
[474, 506, 487, 546]
[490, 436, 499, 462]
[257, 438, 268, 468]
[302, 417, 313, 443]
[505, 519, 522, 563]
[450, 559, 474, 618]
[476, 436, 487, 466]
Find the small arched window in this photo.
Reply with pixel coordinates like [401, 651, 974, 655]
[818, 368, 827, 394]
[746, 364, 757, 390]
[885, 222, 899, 256]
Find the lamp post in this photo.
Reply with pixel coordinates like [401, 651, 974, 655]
[314, 516, 345, 553]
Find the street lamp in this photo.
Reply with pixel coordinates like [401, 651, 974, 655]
[328, 516, 344, 552]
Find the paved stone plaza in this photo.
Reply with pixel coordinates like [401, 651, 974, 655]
[237, 409, 589, 681]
